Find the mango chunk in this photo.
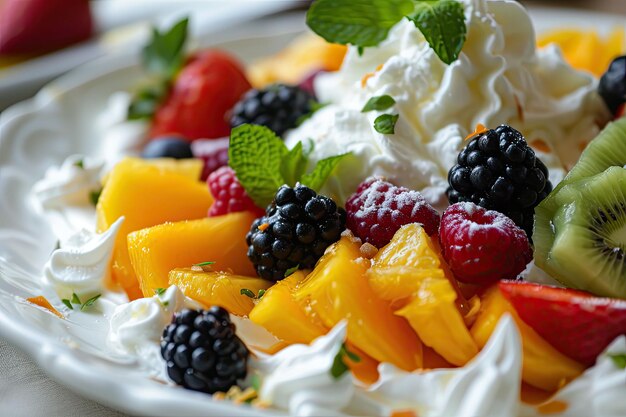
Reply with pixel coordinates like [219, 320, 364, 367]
[294, 236, 423, 371]
[96, 158, 212, 299]
[169, 268, 271, 316]
[128, 211, 257, 297]
[471, 286, 585, 391]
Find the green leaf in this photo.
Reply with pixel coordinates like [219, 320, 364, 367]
[89, 188, 103, 207]
[73, 159, 85, 169]
[61, 299, 73, 310]
[300, 153, 349, 192]
[240, 288, 256, 299]
[71, 293, 81, 305]
[280, 142, 309, 187]
[142, 17, 189, 78]
[127, 82, 170, 121]
[330, 343, 360, 379]
[362, 95, 396, 112]
[307, 0, 413, 48]
[257, 289, 266, 300]
[194, 261, 215, 266]
[407, 1, 467, 65]
[229, 124, 288, 208]
[80, 294, 101, 311]
[155, 288, 166, 296]
[373, 114, 399, 134]
[609, 353, 626, 369]
[284, 265, 300, 278]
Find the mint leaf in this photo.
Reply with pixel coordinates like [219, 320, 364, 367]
[280, 142, 309, 187]
[609, 353, 626, 369]
[142, 17, 189, 78]
[155, 288, 166, 296]
[362, 95, 396, 112]
[307, 0, 413, 48]
[80, 294, 101, 311]
[330, 343, 360, 379]
[240, 289, 256, 299]
[373, 114, 399, 134]
[229, 125, 288, 208]
[194, 261, 215, 266]
[128, 80, 170, 121]
[257, 289, 266, 300]
[284, 265, 300, 278]
[300, 153, 349, 191]
[61, 299, 73, 310]
[73, 159, 85, 169]
[71, 293, 81, 305]
[407, 1, 467, 65]
[89, 187, 102, 207]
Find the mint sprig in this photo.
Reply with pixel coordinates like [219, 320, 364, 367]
[609, 353, 626, 369]
[330, 343, 361, 379]
[307, 0, 467, 65]
[61, 292, 101, 312]
[229, 124, 349, 207]
[374, 114, 399, 134]
[127, 17, 189, 120]
[362, 95, 396, 112]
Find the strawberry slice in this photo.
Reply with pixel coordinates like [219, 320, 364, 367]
[149, 50, 252, 141]
[499, 280, 626, 366]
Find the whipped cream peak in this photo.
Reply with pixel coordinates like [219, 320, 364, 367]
[44, 216, 124, 299]
[255, 321, 355, 416]
[368, 314, 522, 417]
[32, 154, 104, 209]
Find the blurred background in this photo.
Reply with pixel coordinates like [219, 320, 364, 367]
[0, 0, 624, 110]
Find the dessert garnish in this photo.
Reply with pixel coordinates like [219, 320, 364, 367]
[598, 55, 625, 118]
[246, 184, 346, 280]
[306, 0, 467, 64]
[160, 307, 249, 394]
[439, 202, 532, 285]
[446, 125, 553, 237]
[207, 166, 265, 217]
[228, 124, 348, 207]
[61, 292, 102, 311]
[345, 177, 440, 248]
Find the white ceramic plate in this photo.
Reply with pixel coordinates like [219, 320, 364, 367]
[0, 9, 624, 417]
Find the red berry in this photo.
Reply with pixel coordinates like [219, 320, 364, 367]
[345, 177, 440, 248]
[439, 202, 532, 285]
[207, 167, 264, 217]
[499, 280, 626, 366]
[191, 137, 229, 181]
[150, 50, 252, 141]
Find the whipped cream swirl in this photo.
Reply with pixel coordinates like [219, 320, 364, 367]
[32, 154, 104, 209]
[255, 321, 355, 416]
[367, 314, 522, 417]
[286, 0, 609, 208]
[44, 217, 124, 299]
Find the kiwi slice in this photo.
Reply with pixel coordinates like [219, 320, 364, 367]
[534, 166, 626, 298]
[554, 117, 626, 193]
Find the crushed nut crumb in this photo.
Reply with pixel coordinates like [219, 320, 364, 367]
[359, 242, 378, 259]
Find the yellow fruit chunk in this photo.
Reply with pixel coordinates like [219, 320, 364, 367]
[471, 286, 585, 391]
[294, 236, 423, 371]
[397, 279, 479, 367]
[537, 27, 626, 77]
[169, 268, 271, 316]
[96, 158, 213, 300]
[101, 157, 203, 185]
[250, 271, 326, 344]
[128, 212, 257, 297]
[247, 34, 347, 88]
[368, 224, 478, 366]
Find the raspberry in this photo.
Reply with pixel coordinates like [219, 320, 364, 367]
[439, 202, 532, 285]
[207, 167, 264, 217]
[345, 178, 440, 248]
[160, 307, 249, 394]
[246, 184, 346, 281]
[191, 137, 229, 181]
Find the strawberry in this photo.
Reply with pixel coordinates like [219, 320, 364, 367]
[149, 50, 252, 141]
[499, 280, 626, 366]
[0, 0, 92, 55]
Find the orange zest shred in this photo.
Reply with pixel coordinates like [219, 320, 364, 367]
[361, 64, 384, 88]
[464, 123, 488, 141]
[26, 296, 64, 319]
[390, 410, 418, 417]
[258, 223, 270, 232]
[530, 139, 552, 154]
[537, 400, 569, 415]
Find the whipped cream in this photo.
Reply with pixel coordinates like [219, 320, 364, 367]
[108, 285, 188, 354]
[286, 0, 609, 208]
[44, 217, 124, 299]
[521, 336, 626, 417]
[254, 321, 355, 416]
[32, 154, 104, 209]
[366, 314, 521, 417]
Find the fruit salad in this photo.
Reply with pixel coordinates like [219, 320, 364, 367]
[27, 0, 626, 416]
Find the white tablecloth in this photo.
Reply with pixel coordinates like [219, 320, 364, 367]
[0, 338, 126, 417]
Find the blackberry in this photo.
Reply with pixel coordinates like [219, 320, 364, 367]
[446, 125, 553, 237]
[246, 184, 346, 281]
[598, 55, 626, 116]
[230, 84, 314, 137]
[160, 307, 248, 394]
